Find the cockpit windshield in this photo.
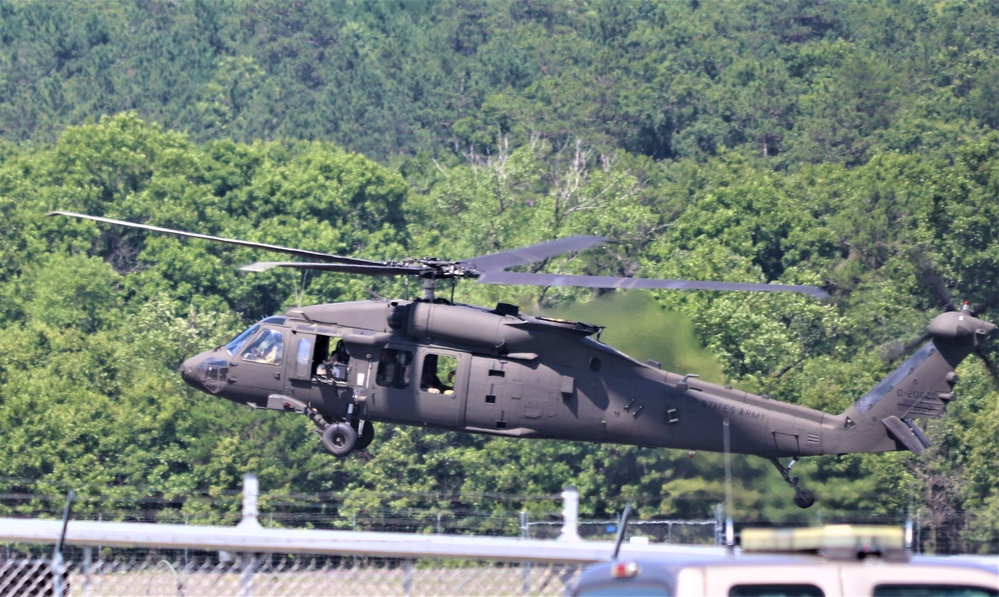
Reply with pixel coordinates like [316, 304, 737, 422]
[225, 324, 260, 355]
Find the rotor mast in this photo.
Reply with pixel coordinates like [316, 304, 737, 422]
[422, 277, 437, 301]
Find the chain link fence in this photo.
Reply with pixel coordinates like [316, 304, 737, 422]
[2, 550, 584, 596]
[3, 473, 994, 595]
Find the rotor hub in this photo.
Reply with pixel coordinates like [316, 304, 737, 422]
[927, 311, 996, 342]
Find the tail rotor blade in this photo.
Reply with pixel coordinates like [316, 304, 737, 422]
[976, 347, 999, 385]
[969, 296, 999, 317]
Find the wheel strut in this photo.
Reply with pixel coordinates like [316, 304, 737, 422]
[304, 404, 328, 431]
[770, 458, 815, 509]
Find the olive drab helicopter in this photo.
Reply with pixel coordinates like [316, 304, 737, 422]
[51, 212, 997, 508]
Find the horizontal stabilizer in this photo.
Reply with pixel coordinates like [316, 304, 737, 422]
[881, 416, 932, 453]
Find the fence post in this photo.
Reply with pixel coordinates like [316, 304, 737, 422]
[404, 559, 414, 596]
[82, 546, 92, 597]
[521, 510, 531, 594]
[52, 551, 65, 597]
[558, 487, 581, 542]
[52, 489, 75, 597]
[714, 504, 723, 545]
[239, 555, 257, 597]
[238, 474, 262, 597]
[239, 474, 261, 529]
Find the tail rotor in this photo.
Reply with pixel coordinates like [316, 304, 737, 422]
[887, 248, 998, 385]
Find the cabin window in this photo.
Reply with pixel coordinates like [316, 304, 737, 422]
[377, 348, 412, 389]
[294, 338, 312, 378]
[729, 584, 823, 597]
[421, 353, 457, 394]
[242, 329, 284, 365]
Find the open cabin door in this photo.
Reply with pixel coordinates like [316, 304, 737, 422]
[282, 330, 349, 419]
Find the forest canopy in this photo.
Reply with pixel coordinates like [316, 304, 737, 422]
[0, 0, 997, 553]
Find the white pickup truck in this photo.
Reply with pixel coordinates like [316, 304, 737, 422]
[568, 526, 999, 597]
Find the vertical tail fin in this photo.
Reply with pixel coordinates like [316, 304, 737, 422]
[830, 311, 995, 455]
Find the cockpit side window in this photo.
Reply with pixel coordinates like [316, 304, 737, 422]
[225, 324, 260, 356]
[242, 329, 284, 365]
[377, 348, 412, 389]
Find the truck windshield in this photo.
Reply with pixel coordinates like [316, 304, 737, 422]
[874, 585, 998, 597]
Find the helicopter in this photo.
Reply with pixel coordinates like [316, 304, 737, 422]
[50, 211, 996, 508]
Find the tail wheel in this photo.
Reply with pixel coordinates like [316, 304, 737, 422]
[353, 420, 375, 451]
[321, 422, 357, 458]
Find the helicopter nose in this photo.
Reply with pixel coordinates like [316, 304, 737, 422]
[179, 355, 202, 387]
[179, 352, 230, 394]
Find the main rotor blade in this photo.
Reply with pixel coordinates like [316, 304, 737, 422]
[476, 271, 830, 299]
[910, 246, 956, 310]
[878, 331, 932, 363]
[461, 235, 607, 273]
[49, 211, 384, 267]
[242, 262, 428, 276]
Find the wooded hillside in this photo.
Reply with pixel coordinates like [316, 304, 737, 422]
[0, 0, 996, 553]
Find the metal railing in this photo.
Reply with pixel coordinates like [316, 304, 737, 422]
[0, 476, 723, 596]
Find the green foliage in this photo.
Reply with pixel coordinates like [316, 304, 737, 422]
[0, 0, 995, 166]
[0, 1, 997, 554]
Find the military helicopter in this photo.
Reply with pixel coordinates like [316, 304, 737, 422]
[50, 212, 996, 508]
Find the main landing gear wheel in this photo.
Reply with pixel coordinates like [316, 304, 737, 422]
[321, 422, 357, 457]
[771, 457, 815, 509]
[794, 488, 815, 509]
[352, 420, 375, 451]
